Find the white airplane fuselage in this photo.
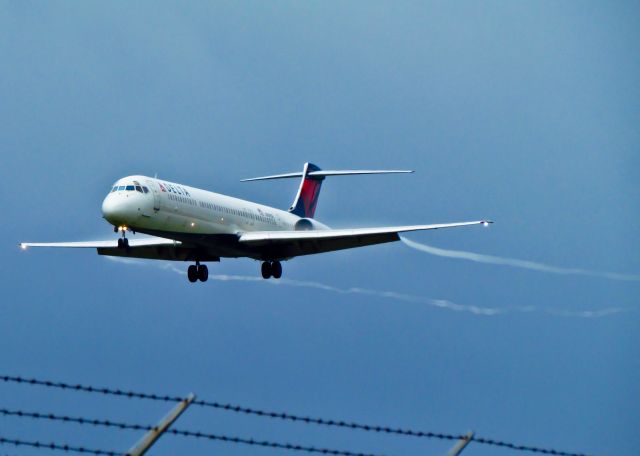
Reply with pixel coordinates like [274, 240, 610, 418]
[102, 175, 325, 240]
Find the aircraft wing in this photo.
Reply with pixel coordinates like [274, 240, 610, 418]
[238, 220, 491, 258]
[20, 237, 179, 249]
[17, 236, 222, 262]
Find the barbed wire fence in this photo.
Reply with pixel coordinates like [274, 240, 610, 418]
[0, 374, 593, 456]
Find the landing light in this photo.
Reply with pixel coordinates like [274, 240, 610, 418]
[190, 222, 195, 227]
[20, 243, 27, 250]
[483, 221, 489, 227]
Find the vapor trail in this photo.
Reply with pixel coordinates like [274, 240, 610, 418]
[105, 257, 630, 318]
[401, 237, 640, 282]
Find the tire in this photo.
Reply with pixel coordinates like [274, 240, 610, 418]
[198, 264, 209, 282]
[271, 261, 282, 279]
[187, 265, 198, 283]
[123, 238, 129, 248]
[117, 238, 124, 249]
[261, 261, 272, 279]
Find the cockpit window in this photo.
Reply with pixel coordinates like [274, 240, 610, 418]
[118, 186, 125, 191]
[111, 186, 117, 193]
[135, 186, 143, 193]
[142, 186, 149, 193]
[125, 185, 135, 191]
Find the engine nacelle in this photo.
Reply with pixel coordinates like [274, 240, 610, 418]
[294, 218, 329, 231]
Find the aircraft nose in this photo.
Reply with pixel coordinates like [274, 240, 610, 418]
[102, 195, 128, 225]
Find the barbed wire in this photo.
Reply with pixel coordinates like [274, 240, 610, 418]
[0, 436, 118, 456]
[0, 408, 383, 456]
[0, 374, 593, 456]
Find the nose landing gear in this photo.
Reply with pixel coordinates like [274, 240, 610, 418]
[261, 261, 282, 279]
[116, 226, 129, 249]
[188, 262, 208, 283]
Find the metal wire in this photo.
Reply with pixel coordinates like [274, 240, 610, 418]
[0, 408, 383, 456]
[0, 375, 594, 456]
[0, 436, 118, 456]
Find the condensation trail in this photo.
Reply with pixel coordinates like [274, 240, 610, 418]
[401, 237, 640, 282]
[105, 257, 631, 318]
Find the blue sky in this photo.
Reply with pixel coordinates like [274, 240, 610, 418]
[1, 2, 638, 455]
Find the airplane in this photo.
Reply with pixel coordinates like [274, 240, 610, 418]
[20, 162, 492, 283]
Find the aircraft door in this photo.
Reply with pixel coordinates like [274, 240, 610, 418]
[146, 180, 161, 212]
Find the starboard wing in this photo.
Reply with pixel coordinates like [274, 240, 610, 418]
[17, 237, 222, 262]
[20, 237, 179, 249]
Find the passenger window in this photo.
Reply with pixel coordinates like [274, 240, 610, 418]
[135, 186, 142, 192]
[126, 185, 134, 191]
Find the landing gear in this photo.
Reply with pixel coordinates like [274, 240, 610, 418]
[261, 261, 282, 279]
[188, 262, 208, 283]
[188, 265, 198, 283]
[198, 264, 209, 282]
[117, 227, 129, 249]
[271, 261, 282, 279]
[261, 261, 271, 279]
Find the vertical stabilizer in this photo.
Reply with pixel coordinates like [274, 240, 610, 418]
[289, 163, 324, 218]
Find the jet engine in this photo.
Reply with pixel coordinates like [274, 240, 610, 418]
[294, 218, 329, 231]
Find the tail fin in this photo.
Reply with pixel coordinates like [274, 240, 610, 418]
[289, 162, 324, 218]
[241, 163, 413, 218]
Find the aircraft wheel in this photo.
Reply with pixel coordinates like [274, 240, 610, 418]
[261, 261, 272, 279]
[198, 264, 209, 282]
[117, 238, 124, 249]
[187, 265, 198, 283]
[271, 261, 282, 279]
[123, 238, 129, 249]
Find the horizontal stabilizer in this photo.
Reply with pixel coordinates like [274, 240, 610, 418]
[241, 169, 413, 182]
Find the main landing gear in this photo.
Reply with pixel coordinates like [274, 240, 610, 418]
[261, 261, 282, 279]
[188, 262, 208, 283]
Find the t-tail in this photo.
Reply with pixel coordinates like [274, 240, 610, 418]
[241, 163, 414, 218]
